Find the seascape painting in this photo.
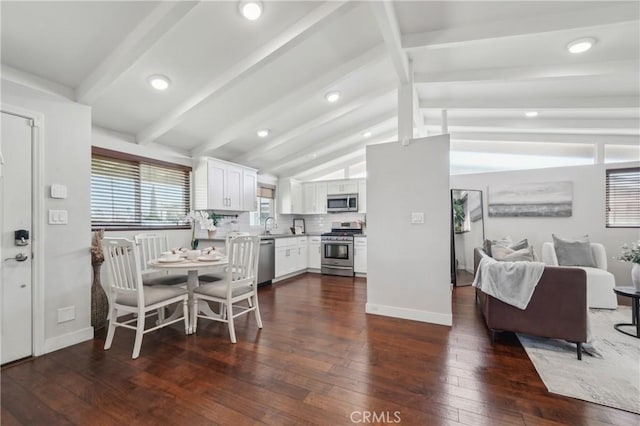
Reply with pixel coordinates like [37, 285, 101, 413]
[488, 181, 573, 217]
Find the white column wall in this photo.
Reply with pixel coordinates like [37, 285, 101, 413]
[366, 135, 452, 326]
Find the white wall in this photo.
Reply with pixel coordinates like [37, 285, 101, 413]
[451, 161, 640, 287]
[2, 80, 93, 352]
[366, 135, 452, 326]
[92, 126, 192, 167]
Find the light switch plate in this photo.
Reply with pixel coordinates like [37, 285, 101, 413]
[411, 212, 425, 224]
[50, 184, 67, 199]
[49, 209, 68, 225]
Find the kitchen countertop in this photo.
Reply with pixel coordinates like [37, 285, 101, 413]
[198, 232, 365, 241]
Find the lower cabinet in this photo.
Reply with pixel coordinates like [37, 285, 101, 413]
[354, 237, 367, 274]
[275, 237, 308, 278]
[308, 236, 321, 269]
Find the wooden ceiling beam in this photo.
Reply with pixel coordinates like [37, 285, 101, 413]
[263, 113, 396, 174]
[414, 60, 640, 85]
[76, 1, 199, 105]
[137, 1, 351, 145]
[403, 3, 639, 50]
[190, 44, 387, 157]
[234, 84, 395, 165]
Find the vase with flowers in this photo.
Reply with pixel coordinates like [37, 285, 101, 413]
[90, 229, 108, 330]
[619, 241, 640, 290]
[183, 210, 217, 257]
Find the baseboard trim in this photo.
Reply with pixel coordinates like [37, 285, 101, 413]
[365, 303, 452, 326]
[44, 327, 94, 354]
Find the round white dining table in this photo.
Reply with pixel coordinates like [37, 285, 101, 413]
[148, 257, 228, 333]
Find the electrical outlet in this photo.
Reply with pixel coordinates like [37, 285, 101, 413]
[57, 306, 75, 323]
[411, 212, 425, 224]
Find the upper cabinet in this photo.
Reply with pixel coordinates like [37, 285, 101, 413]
[302, 182, 327, 214]
[194, 158, 257, 211]
[278, 178, 303, 214]
[280, 178, 365, 215]
[327, 180, 358, 195]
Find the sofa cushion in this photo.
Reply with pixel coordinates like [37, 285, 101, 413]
[484, 236, 513, 256]
[552, 234, 596, 267]
[492, 245, 536, 262]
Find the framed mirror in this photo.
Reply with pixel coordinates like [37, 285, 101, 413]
[450, 189, 485, 286]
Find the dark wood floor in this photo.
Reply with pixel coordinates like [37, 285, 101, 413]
[2, 274, 637, 425]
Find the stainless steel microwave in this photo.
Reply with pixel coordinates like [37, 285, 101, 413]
[327, 194, 358, 213]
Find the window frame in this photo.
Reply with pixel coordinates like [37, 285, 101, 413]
[605, 167, 640, 229]
[91, 147, 192, 231]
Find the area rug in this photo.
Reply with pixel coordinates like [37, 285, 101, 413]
[518, 307, 640, 414]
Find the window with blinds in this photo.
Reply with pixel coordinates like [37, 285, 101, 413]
[91, 147, 191, 230]
[606, 167, 640, 228]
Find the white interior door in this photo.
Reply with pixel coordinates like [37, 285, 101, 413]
[1, 111, 33, 364]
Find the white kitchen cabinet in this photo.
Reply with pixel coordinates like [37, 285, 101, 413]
[354, 236, 367, 274]
[275, 237, 297, 277]
[308, 236, 321, 269]
[243, 169, 258, 212]
[194, 158, 257, 211]
[302, 182, 327, 214]
[275, 237, 307, 277]
[296, 237, 308, 271]
[358, 179, 367, 213]
[278, 178, 303, 214]
[327, 180, 358, 195]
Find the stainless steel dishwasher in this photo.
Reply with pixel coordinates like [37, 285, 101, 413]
[257, 237, 275, 286]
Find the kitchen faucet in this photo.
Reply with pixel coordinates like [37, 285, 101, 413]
[264, 216, 276, 235]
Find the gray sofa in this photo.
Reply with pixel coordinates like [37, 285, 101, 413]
[474, 248, 588, 359]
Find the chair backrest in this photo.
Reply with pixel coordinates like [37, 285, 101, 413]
[226, 235, 260, 292]
[542, 241, 607, 270]
[134, 233, 170, 275]
[103, 237, 144, 302]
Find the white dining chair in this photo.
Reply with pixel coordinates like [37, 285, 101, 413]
[102, 237, 189, 359]
[191, 235, 262, 343]
[198, 232, 252, 284]
[134, 233, 188, 286]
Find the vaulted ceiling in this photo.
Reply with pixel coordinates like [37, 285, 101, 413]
[2, 1, 639, 179]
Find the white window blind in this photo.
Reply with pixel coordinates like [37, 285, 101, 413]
[606, 167, 640, 228]
[91, 148, 191, 230]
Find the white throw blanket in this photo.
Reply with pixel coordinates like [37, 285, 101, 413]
[473, 256, 545, 310]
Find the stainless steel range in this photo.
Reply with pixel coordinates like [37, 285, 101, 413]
[321, 221, 363, 277]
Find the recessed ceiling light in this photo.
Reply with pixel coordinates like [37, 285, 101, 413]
[325, 91, 340, 103]
[525, 111, 539, 118]
[239, 1, 263, 20]
[148, 74, 171, 91]
[257, 129, 269, 138]
[362, 131, 372, 138]
[567, 37, 596, 54]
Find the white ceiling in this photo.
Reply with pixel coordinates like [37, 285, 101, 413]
[1, 1, 639, 179]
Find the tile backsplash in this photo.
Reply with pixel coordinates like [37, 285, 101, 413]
[279, 213, 366, 233]
[195, 211, 366, 238]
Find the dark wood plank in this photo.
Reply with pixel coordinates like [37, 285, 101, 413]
[2, 273, 638, 425]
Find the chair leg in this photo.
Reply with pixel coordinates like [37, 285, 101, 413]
[182, 299, 189, 334]
[104, 306, 118, 350]
[490, 329, 497, 345]
[132, 310, 145, 359]
[227, 301, 237, 343]
[253, 295, 263, 329]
